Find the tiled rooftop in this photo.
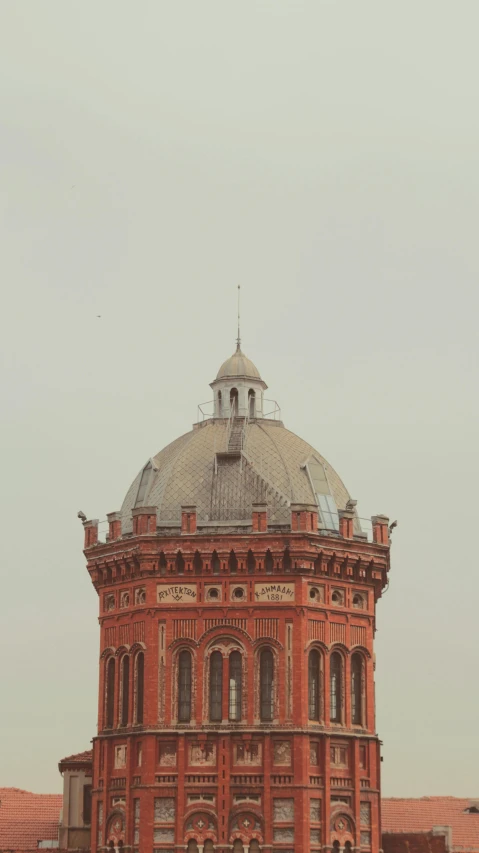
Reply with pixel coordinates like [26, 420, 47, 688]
[383, 797, 479, 851]
[58, 749, 93, 768]
[0, 788, 62, 849]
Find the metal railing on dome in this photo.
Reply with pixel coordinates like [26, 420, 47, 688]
[196, 399, 282, 422]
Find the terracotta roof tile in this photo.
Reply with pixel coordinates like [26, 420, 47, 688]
[382, 797, 479, 851]
[0, 788, 62, 849]
[58, 749, 93, 766]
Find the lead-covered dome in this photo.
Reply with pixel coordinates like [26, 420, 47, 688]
[121, 419, 352, 532]
[120, 346, 355, 533]
[216, 346, 262, 381]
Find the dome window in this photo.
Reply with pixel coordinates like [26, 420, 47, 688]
[135, 461, 152, 506]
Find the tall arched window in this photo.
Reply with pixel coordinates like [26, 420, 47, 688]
[229, 550, 238, 574]
[105, 657, 115, 728]
[351, 653, 363, 725]
[230, 388, 238, 415]
[120, 655, 129, 726]
[217, 390, 223, 417]
[210, 651, 223, 721]
[212, 550, 220, 576]
[229, 651, 242, 721]
[282, 547, 292, 572]
[193, 550, 203, 575]
[178, 650, 192, 722]
[176, 550, 185, 575]
[260, 648, 274, 721]
[330, 651, 342, 723]
[308, 649, 321, 721]
[265, 549, 274, 575]
[135, 652, 144, 724]
[247, 549, 256, 574]
[248, 389, 256, 418]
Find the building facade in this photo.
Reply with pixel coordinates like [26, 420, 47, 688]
[83, 345, 391, 853]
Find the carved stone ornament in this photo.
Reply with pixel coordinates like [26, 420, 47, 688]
[120, 590, 130, 608]
[273, 741, 292, 765]
[135, 586, 146, 605]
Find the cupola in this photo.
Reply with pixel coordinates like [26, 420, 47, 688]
[210, 342, 268, 419]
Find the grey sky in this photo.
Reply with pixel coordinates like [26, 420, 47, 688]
[1, 1, 478, 796]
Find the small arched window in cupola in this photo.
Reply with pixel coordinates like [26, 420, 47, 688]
[230, 387, 239, 415]
[248, 388, 256, 418]
[217, 390, 223, 417]
[135, 461, 152, 506]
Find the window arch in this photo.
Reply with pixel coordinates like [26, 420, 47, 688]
[120, 655, 130, 726]
[105, 657, 115, 728]
[212, 549, 220, 576]
[193, 550, 203, 575]
[229, 651, 242, 721]
[308, 648, 321, 721]
[282, 547, 292, 572]
[178, 650, 192, 722]
[229, 550, 238, 574]
[134, 652, 144, 724]
[260, 648, 274, 721]
[248, 388, 256, 418]
[176, 550, 185, 575]
[351, 653, 363, 725]
[210, 651, 223, 721]
[265, 549, 274, 575]
[330, 651, 342, 723]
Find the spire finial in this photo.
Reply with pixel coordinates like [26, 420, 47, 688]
[236, 284, 241, 352]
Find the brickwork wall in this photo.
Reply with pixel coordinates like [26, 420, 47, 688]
[86, 527, 388, 853]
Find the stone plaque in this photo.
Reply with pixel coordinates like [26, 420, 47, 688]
[254, 583, 295, 603]
[273, 798, 295, 822]
[157, 583, 197, 604]
[273, 741, 291, 765]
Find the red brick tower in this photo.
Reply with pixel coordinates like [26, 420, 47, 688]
[84, 344, 390, 853]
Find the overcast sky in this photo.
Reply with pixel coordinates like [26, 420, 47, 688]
[1, 1, 478, 796]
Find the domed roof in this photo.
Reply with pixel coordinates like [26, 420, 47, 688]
[216, 345, 261, 381]
[120, 418, 353, 531]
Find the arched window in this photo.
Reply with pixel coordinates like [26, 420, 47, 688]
[212, 549, 220, 576]
[233, 839, 244, 853]
[330, 651, 342, 723]
[193, 550, 203, 575]
[217, 390, 223, 417]
[204, 842, 215, 853]
[282, 547, 292, 572]
[210, 651, 223, 721]
[308, 649, 321, 721]
[229, 651, 242, 721]
[248, 389, 256, 418]
[178, 650, 192, 722]
[230, 387, 238, 415]
[120, 655, 129, 726]
[135, 652, 144, 724]
[260, 648, 274, 721]
[176, 550, 185, 575]
[351, 653, 363, 725]
[159, 551, 167, 576]
[229, 550, 238, 574]
[247, 549, 256, 574]
[187, 841, 199, 853]
[105, 657, 115, 728]
[265, 549, 274, 575]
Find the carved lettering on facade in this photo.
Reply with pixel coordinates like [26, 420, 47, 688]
[254, 583, 295, 603]
[157, 583, 197, 604]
